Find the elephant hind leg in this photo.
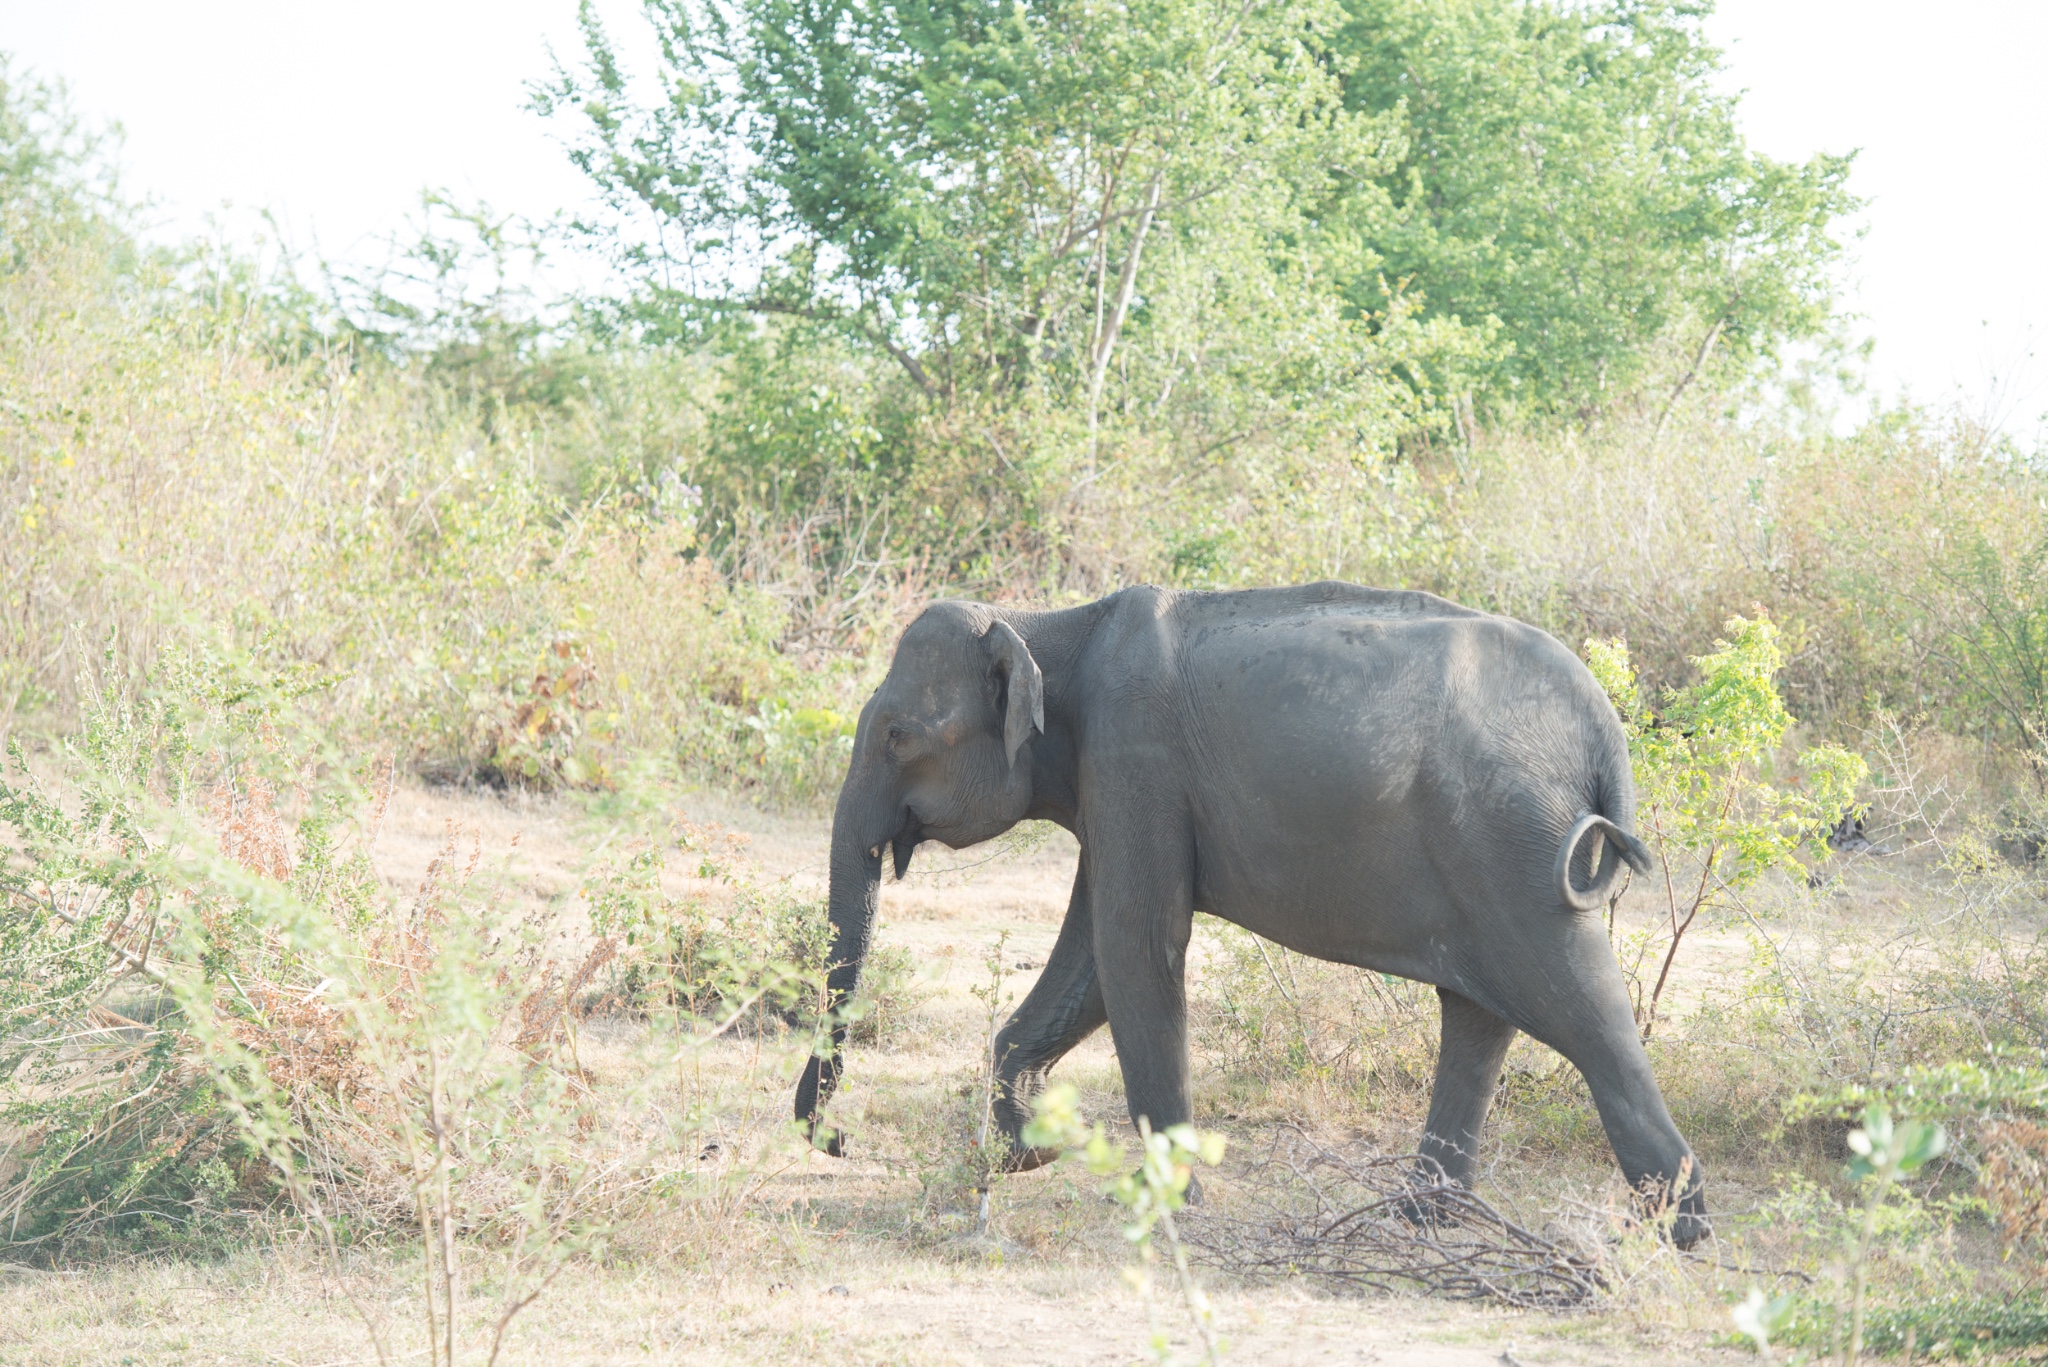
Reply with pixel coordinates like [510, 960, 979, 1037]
[1399, 987, 1516, 1228]
[1418, 987, 1518, 1188]
[991, 864, 1109, 1170]
[1479, 932, 1711, 1248]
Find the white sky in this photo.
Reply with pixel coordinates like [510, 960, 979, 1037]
[3, 1, 2044, 442]
[1705, 0, 2048, 441]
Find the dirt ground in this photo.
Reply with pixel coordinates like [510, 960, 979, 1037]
[2, 1255, 1753, 1366]
[2, 781, 1795, 1365]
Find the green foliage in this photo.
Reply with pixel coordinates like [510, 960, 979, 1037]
[1728, 1110, 1963, 1363]
[0, 57, 128, 268]
[1739, 1295, 2048, 1359]
[1335, 0, 1856, 418]
[584, 810, 919, 1043]
[1587, 615, 1867, 1035]
[1841, 1104, 1947, 1364]
[1731, 1284, 1798, 1357]
[1026, 1083, 1227, 1365]
[1926, 528, 2048, 750]
[0, 649, 288, 1252]
[586, 820, 821, 1022]
[1789, 1060, 2048, 1133]
[1591, 615, 1867, 877]
[1845, 1102, 1947, 1186]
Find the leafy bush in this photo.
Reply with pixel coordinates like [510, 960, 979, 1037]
[1759, 1295, 2048, 1358]
[1586, 614, 1866, 1037]
[0, 664, 235, 1252]
[584, 812, 921, 1045]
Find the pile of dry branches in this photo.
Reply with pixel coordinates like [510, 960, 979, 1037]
[1182, 1128, 1604, 1308]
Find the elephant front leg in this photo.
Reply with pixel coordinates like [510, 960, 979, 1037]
[1087, 831, 1199, 1152]
[991, 862, 1109, 1169]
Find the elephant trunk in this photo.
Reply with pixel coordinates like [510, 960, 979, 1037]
[793, 778, 891, 1153]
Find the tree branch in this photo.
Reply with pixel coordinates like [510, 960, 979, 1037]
[740, 297, 934, 395]
[1654, 315, 1727, 438]
[1085, 171, 1165, 469]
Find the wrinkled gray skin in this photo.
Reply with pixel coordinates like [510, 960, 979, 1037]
[794, 582, 1708, 1247]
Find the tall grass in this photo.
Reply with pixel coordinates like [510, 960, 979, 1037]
[0, 182, 897, 801]
[8, 54, 2048, 800]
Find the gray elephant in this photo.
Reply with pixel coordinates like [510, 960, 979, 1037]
[793, 581, 1707, 1247]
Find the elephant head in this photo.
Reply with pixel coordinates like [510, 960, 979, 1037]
[793, 603, 1044, 1149]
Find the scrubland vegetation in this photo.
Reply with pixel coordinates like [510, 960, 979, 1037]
[2, 0, 2046, 1359]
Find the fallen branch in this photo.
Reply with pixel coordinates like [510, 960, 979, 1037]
[1180, 1127, 1604, 1309]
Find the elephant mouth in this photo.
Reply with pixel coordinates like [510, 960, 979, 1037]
[886, 809, 924, 879]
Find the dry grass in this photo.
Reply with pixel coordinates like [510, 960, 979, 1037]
[12, 774, 2044, 1364]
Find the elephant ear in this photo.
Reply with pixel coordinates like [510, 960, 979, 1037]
[984, 619, 1044, 767]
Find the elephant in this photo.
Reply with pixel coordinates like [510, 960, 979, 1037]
[793, 581, 1708, 1247]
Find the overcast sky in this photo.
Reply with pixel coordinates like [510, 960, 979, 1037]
[4, 1, 2043, 441]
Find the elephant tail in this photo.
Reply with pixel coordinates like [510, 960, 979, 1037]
[1554, 810, 1653, 912]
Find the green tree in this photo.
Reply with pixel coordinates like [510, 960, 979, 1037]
[532, 0, 1856, 581]
[540, 0, 1389, 393]
[0, 57, 128, 269]
[533, 0, 1471, 523]
[1332, 0, 1858, 420]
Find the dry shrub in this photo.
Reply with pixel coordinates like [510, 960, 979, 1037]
[0, 651, 841, 1357]
[1982, 1120, 2048, 1279]
[463, 641, 607, 790]
[208, 773, 295, 882]
[1191, 918, 1438, 1124]
[0, 216, 905, 810]
[583, 810, 924, 1047]
[1418, 410, 1778, 694]
[1407, 406, 2048, 748]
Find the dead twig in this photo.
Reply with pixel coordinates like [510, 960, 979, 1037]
[1180, 1127, 1604, 1309]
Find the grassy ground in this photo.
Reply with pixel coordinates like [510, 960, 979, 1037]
[1, 777, 2036, 1365]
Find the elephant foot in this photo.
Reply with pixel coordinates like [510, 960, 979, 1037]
[1394, 1153, 1465, 1230]
[1631, 1163, 1711, 1250]
[996, 1140, 1063, 1174]
[1667, 1194, 1712, 1250]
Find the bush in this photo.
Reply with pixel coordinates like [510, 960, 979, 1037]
[0, 644, 857, 1305]
[584, 812, 922, 1045]
[0, 670, 240, 1253]
[1192, 917, 1437, 1115]
[1586, 614, 1865, 1038]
